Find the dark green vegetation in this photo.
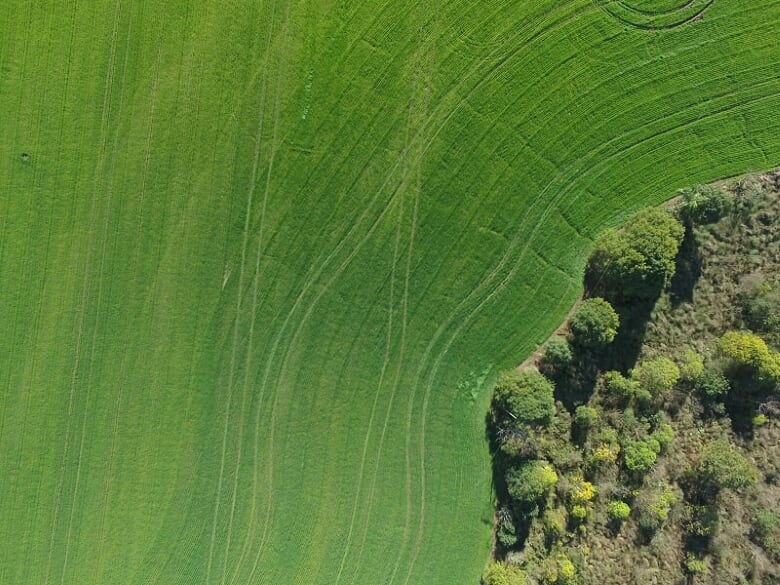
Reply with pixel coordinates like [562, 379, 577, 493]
[2, 1, 780, 583]
[485, 173, 780, 584]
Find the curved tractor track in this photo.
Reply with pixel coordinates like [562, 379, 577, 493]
[1, 0, 779, 584]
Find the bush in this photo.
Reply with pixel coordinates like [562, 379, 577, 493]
[697, 369, 730, 400]
[573, 405, 599, 428]
[637, 486, 676, 534]
[542, 507, 568, 542]
[568, 476, 596, 506]
[632, 356, 680, 398]
[601, 371, 637, 402]
[751, 511, 780, 561]
[753, 413, 769, 428]
[695, 439, 758, 490]
[650, 423, 674, 452]
[493, 370, 556, 427]
[683, 503, 718, 537]
[483, 561, 526, 585]
[497, 508, 518, 548]
[587, 207, 685, 301]
[718, 331, 780, 385]
[623, 440, 657, 474]
[540, 553, 577, 585]
[679, 349, 704, 383]
[607, 501, 631, 521]
[741, 276, 780, 338]
[568, 298, 619, 349]
[685, 553, 708, 575]
[676, 184, 732, 225]
[587, 443, 619, 469]
[507, 461, 558, 505]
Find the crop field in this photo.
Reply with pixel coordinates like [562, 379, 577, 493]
[1, 0, 779, 583]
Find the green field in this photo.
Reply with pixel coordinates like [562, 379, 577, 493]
[1, 1, 779, 583]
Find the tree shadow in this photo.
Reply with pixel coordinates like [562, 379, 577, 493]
[599, 299, 656, 373]
[670, 225, 703, 307]
[485, 411, 530, 555]
[548, 355, 600, 412]
[722, 367, 778, 435]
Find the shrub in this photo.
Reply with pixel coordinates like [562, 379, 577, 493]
[650, 423, 674, 452]
[569, 505, 589, 524]
[607, 501, 631, 521]
[753, 413, 769, 428]
[586, 207, 685, 301]
[568, 297, 619, 349]
[637, 486, 676, 534]
[685, 553, 708, 575]
[696, 369, 730, 399]
[493, 370, 556, 427]
[507, 461, 558, 505]
[678, 349, 704, 382]
[573, 405, 599, 428]
[601, 371, 637, 402]
[719, 331, 780, 384]
[540, 553, 577, 585]
[497, 508, 518, 548]
[587, 443, 619, 469]
[695, 439, 758, 490]
[632, 356, 680, 398]
[739, 274, 780, 339]
[683, 503, 718, 537]
[751, 511, 780, 561]
[676, 184, 732, 225]
[542, 507, 568, 542]
[623, 440, 657, 474]
[568, 476, 596, 506]
[483, 561, 526, 585]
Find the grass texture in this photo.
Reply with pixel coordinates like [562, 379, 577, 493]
[1, 1, 779, 583]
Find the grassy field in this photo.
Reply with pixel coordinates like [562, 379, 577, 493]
[1, 1, 779, 583]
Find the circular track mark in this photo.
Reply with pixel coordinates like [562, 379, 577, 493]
[594, 0, 715, 30]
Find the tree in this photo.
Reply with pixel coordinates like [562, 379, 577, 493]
[697, 368, 730, 400]
[719, 330, 780, 385]
[623, 439, 657, 474]
[587, 207, 684, 301]
[540, 337, 573, 375]
[568, 297, 619, 349]
[493, 370, 555, 427]
[632, 356, 680, 398]
[483, 561, 525, 585]
[676, 184, 732, 225]
[695, 439, 758, 490]
[507, 460, 558, 505]
[607, 501, 631, 521]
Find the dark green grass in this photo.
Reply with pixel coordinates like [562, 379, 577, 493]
[1, 0, 779, 584]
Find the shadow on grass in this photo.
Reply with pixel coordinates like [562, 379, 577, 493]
[670, 225, 703, 307]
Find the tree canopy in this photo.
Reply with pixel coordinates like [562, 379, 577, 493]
[695, 440, 758, 490]
[568, 297, 619, 349]
[506, 460, 558, 505]
[493, 369, 555, 427]
[587, 207, 684, 301]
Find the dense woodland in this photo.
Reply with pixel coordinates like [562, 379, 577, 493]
[484, 172, 780, 585]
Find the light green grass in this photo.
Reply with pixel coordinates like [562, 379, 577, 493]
[1, 1, 779, 584]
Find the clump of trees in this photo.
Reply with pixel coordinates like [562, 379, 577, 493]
[485, 181, 780, 584]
